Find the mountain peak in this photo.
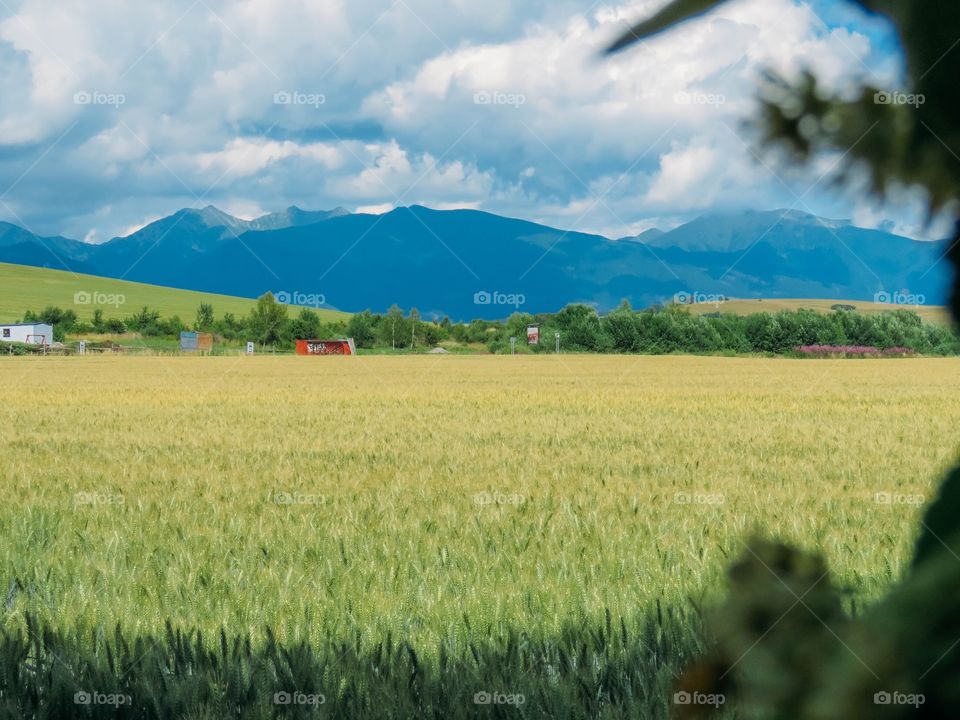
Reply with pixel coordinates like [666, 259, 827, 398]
[196, 205, 243, 227]
[247, 206, 351, 232]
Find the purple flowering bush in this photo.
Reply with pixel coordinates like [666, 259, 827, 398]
[795, 345, 916, 357]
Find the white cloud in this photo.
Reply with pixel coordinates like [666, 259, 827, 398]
[0, 0, 908, 242]
[355, 203, 395, 215]
[193, 139, 344, 181]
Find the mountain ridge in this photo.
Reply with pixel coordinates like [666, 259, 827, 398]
[0, 205, 948, 320]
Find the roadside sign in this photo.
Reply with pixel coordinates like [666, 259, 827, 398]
[527, 325, 540, 345]
[246, 341, 254, 355]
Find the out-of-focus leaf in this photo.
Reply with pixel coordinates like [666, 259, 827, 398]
[605, 0, 729, 54]
[913, 464, 960, 568]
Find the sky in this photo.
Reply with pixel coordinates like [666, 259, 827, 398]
[0, 0, 937, 243]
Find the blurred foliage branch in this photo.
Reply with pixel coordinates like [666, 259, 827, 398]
[608, 2, 960, 717]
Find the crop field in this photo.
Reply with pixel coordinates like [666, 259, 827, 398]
[2, 355, 959, 717]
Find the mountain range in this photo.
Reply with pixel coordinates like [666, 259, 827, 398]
[0, 205, 949, 320]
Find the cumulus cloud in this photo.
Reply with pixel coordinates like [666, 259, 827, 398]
[0, 0, 909, 242]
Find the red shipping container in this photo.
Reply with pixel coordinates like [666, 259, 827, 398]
[295, 339, 356, 356]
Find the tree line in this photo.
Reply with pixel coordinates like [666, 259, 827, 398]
[19, 294, 960, 355]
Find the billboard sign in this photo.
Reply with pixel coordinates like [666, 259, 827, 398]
[526, 325, 540, 345]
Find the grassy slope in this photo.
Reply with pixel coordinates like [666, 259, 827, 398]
[682, 297, 951, 324]
[2, 261, 948, 327]
[0, 262, 347, 322]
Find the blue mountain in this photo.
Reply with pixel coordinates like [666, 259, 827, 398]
[0, 206, 949, 320]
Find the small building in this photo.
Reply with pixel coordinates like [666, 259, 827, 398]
[295, 338, 356, 356]
[0, 323, 54, 346]
[180, 331, 214, 353]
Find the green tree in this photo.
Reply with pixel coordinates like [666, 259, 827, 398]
[288, 308, 322, 341]
[248, 292, 288, 346]
[38, 306, 77, 332]
[194, 302, 214, 330]
[126, 306, 160, 332]
[159, 314, 186, 337]
[555, 304, 610, 351]
[409, 307, 421, 349]
[603, 301, 640, 352]
[347, 310, 377, 348]
[378, 305, 409, 349]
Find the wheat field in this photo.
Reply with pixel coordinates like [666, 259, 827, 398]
[2, 354, 957, 655]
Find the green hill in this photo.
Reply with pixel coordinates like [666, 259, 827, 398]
[0, 262, 347, 323]
[681, 297, 950, 324]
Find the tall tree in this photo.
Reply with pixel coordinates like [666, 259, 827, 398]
[409, 307, 421, 348]
[248, 292, 288, 346]
[194, 303, 214, 331]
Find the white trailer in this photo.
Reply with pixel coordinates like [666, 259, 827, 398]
[0, 323, 54, 345]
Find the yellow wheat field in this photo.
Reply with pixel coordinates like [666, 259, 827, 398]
[2, 355, 959, 649]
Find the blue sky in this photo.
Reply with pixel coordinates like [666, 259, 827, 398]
[0, 0, 936, 243]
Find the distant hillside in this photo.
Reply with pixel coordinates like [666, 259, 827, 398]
[0, 263, 347, 323]
[0, 205, 950, 319]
